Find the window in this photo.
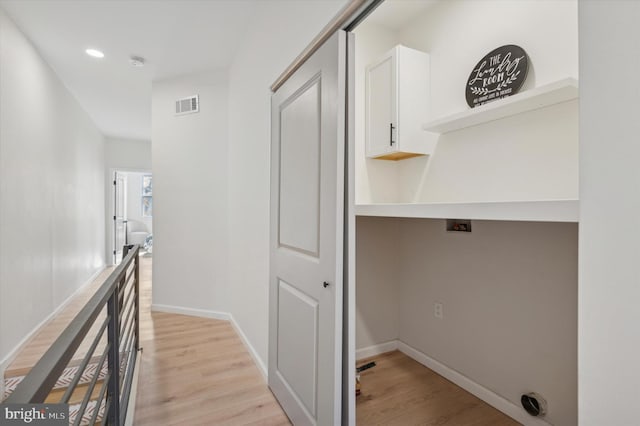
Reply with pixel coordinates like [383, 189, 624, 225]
[142, 175, 152, 217]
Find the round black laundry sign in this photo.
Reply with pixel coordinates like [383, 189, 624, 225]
[466, 45, 529, 108]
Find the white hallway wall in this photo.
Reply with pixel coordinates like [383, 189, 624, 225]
[0, 8, 105, 366]
[152, 70, 230, 314]
[579, 1, 640, 424]
[105, 137, 152, 172]
[227, 0, 347, 369]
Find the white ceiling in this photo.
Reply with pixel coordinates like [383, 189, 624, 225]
[365, 0, 439, 31]
[0, 0, 260, 141]
[0, 0, 441, 141]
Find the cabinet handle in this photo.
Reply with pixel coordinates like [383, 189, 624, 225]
[390, 123, 396, 146]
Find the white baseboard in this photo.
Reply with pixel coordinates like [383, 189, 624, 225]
[0, 265, 107, 383]
[356, 340, 398, 361]
[396, 341, 551, 426]
[149, 304, 268, 382]
[229, 315, 268, 382]
[150, 304, 231, 321]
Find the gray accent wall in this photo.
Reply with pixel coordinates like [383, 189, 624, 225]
[356, 217, 578, 425]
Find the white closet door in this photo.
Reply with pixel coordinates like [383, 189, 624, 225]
[269, 30, 346, 426]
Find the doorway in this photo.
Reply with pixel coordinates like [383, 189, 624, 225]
[111, 170, 153, 264]
[349, 1, 578, 425]
[269, 1, 578, 425]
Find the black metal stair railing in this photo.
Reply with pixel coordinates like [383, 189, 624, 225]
[3, 244, 141, 425]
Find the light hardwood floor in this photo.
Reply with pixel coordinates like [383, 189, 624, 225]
[356, 351, 520, 426]
[6, 254, 521, 425]
[133, 256, 291, 426]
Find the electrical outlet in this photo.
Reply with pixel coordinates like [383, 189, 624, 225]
[434, 302, 444, 319]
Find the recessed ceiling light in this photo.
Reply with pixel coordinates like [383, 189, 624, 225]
[85, 48, 104, 58]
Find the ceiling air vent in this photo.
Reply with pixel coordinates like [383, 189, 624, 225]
[175, 95, 199, 116]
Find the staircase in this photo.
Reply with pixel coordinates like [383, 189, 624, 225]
[2, 245, 141, 426]
[4, 361, 107, 424]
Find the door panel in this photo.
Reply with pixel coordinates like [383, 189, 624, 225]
[279, 77, 321, 256]
[277, 279, 318, 418]
[270, 30, 346, 426]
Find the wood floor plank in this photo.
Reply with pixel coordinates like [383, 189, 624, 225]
[356, 351, 521, 426]
[6, 252, 521, 426]
[133, 256, 291, 425]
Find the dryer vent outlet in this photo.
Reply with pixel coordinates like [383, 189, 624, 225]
[521, 392, 547, 417]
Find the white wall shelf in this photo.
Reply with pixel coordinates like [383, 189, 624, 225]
[423, 78, 578, 134]
[355, 199, 579, 222]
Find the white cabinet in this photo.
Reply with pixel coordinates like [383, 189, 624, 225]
[366, 45, 433, 160]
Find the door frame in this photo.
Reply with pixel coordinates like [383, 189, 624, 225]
[106, 168, 151, 266]
[343, 31, 357, 426]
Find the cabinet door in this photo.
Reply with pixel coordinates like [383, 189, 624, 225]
[366, 50, 397, 157]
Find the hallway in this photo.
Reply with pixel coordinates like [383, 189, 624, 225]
[134, 256, 290, 425]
